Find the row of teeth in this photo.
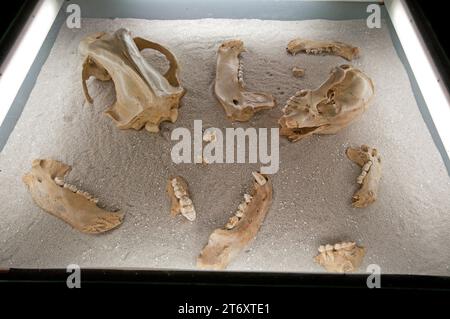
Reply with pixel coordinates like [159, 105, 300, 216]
[238, 61, 244, 85]
[304, 47, 333, 55]
[357, 160, 373, 184]
[54, 176, 99, 204]
[318, 242, 356, 253]
[171, 178, 196, 221]
[225, 193, 253, 230]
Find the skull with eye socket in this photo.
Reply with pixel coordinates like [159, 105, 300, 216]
[279, 64, 374, 142]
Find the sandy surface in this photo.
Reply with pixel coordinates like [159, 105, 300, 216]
[0, 18, 449, 275]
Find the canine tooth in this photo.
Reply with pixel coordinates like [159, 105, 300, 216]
[244, 194, 252, 203]
[54, 176, 64, 186]
[252, 172, 266, 186]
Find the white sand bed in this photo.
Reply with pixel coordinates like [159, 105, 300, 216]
[0, 18, 449, 275]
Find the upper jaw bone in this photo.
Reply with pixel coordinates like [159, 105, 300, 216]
[287, 38, 360, 61]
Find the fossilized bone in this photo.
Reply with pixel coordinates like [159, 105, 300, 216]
[197, 172, 272, 270]
[346, 145, 382, 208]
[79, 28, 185, 133]
[279, 64, 374, 142]
[287, 38, 359, 61]
[22, 159, 124, 234]
[314, 242, 365, 273]
[292, 66, 305, 78]
[214, 40, 275, 121]
[166, 176, 196, 221]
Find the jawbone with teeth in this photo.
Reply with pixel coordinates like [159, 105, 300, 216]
[279, 64, 374, 142]
[314, 242, 366, 273]
[197, 172, 273, 270]
[79, 28, 185, 133]
[287, 38, 360, 61]
[22, 159, 124, 234]
[166, 176, 196, 221]
[346, 144, 382, 208]
[214, 40, 276, 121]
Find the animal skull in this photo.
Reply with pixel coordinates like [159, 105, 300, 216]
[279, 64, 374, 142]
[197, 172, 273, 269]
[22, 159, 124, 234]
[166, 175, 196, 221]
[287, 38, 360, 61]
[346, 145, 382, 208]
[214, 40, 276, 121]
[79, 28, 185, 133]
[314, 242, 365, 273]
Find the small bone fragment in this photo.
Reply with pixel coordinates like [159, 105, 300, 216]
[79, 28, 185, 133]
[314, 241, 365, 273]
[22, 159, 123, 234]
[292, 66, 305, 78]
[346, 145, 382, 208]
[287, 38, 360, 61]
[166, 176, 196, 221]
[279, 65, 374, 142]
[197, 172, 273, 270]
[214, 40, 275, 121]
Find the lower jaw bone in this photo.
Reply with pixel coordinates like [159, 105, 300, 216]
[346, 145, 382, 208]
[197, 172, 273, 270]
[166, 175, 196, 221]
[22, 159, 124, 234]
[314, 241, 365, 273]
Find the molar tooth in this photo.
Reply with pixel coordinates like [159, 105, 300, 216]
[325, 244, 333, 251]
[225, 216, 240, 229]
[180, 206, 196, 221]
[235, 210, 244, 218]
[175, 189, 186, 199]
[238, 203, 247, 212]
[334, 243, 342, 250]
[171, 179, 178, 187]
[179, 196, 192, 206]
[318, 245, 326, 253]
[244, 194, 252, 203]
[252, 172, 267, 186]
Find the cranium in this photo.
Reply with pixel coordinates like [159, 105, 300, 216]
[279, 64, 374, 142]
[166, 175, 196, 221]
[287, 38, 360, 61]
[79, 28, 185, 133]
[22, 159, 124, 234]
[314, 242, 365, 273]
[214, 40, 276, 121]
[346, 145, 382, 208]
[197, 172, 272, 270]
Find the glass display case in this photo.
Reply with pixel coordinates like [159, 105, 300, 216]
[0, 0, 449, 294]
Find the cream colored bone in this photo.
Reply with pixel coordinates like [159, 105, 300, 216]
[166, 176, 196, 221]
[79, 28, 185, 133]
[287, 38, 360, 61]
[279, 64, 374, 142]
[214, 40, 275, 121]
[346, 145, 382, 208]
[22, 159, 124, 234]
[197, 172, 272, 270]
[292, 66, 305, 78]
[314, 242, 365, 273]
